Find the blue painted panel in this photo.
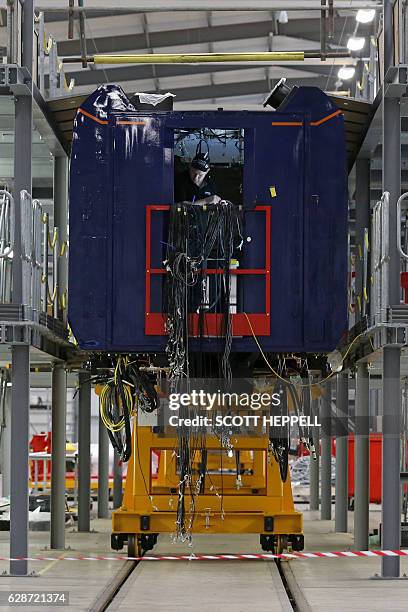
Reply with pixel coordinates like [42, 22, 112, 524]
[68, 84, 348, 354]
[68, 101, 113, 349]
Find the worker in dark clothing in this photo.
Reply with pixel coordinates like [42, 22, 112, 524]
[174, 151, 222, 205]
[173, 149, 225, 313]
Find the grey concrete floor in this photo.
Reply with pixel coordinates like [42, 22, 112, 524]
[0, 506, 405, 611]
[288, 507, 408, 612]
[108, 533, 292, 612]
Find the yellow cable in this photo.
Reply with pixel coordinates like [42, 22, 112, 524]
[60, 290, 67, 310]
[101, 356, 135, 433]
[46, 35, 53, 54]
[100, 384, 129, 432]
[364, 232, 370, 251]
[48, 228, 58, 250]
[356, 62, 369, 92]
[243, 312, 365, 388]
[67, 323, 78, 346]
[114, 358, 120, 385]
[47, 285, 58, 305]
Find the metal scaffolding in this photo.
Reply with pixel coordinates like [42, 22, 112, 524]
[335, 0, 408, 579]
[1, 0, 408, 585]
[0, 0, 76, 576]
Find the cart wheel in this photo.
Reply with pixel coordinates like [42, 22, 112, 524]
[275, 535, 288, 555]
[127, 534, 142, 559]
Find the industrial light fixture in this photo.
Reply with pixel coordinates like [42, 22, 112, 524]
[356, 9, 375, 23]
[347, 36, 366, 51]
[338, 65, 356, 80]
[263, 77, 297, 110]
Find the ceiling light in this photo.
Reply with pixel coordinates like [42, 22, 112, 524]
[356, 9, 375, 23]
[277, 11, 288, 24]
[347, 37, 366, 51]
[338, 66, 356, 80]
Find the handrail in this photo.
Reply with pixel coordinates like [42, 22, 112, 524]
[0, 189, 67, 319]
[0, 190, 14, 259]
[370, 191, 390, 324]
[397, 191, 408, 261]
[379, 191, 389, 265]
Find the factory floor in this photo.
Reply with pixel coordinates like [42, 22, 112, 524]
[0, 508, 406, 611]
[290, 508, 408, 612]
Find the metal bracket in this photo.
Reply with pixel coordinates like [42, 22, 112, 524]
[0, 64, 31, 95]
[383, 65, 408, 98]
[341, 322, 408, 370]
[397, 192, 408, 260]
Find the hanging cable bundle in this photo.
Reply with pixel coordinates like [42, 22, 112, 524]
[164, 201, 242, 379]
[268, 382, 289, 482]
[164, 200, 242, 538]
[99, 356, 159, 462]
[99, 357, 134, 462]
[267, 372, 317, 481]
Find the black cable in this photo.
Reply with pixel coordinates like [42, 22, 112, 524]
[164, 200, 242, 536]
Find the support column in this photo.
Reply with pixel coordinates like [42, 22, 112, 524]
[355, 158, 371, 322]
[12, 16, 33, 306]
[53, 156, 68, 324]
[78, 373, 91, 532]
[354, 363, 369, 550]
[10, 346, 30, 576]
[382, 347, 401, 576]
[335, 371, 349, 533]
[1, 384, 11, 498]
[310, 392, 320, 511]
[50, 364, 67, 550]
[320, 380, 332, 520]
[381, 0, 402, 579]
[10, 0, 33, 577]
[113, 451, 123, 510]
[98, 416, 110, 518]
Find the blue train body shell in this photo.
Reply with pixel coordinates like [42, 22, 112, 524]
[68, 84, 348, 353]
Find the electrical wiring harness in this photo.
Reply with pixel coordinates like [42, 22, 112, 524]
[164, 200, 243, 539]
[98, 356, 159, 462]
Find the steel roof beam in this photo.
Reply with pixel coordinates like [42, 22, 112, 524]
[35, 1, 381, 13]
[58, 61, 340, 88]
[56, 17, 358, 56]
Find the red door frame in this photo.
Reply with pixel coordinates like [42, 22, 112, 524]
[145, 205, 271, 337]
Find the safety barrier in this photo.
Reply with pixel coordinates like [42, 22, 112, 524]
[371, 191, 389, 324]
[353, 190, 408, 322]
[0, 549, 407, 562]
[0, 190, 67, 321]
[0, 190, 14, 303]
[42, 210, 66, 319]
[20, 191, 43, 314]
[397, 192, 408, 263]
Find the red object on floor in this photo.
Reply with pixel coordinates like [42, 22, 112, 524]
[30, 432, 52, 482]
[298, 439, 336, 457]
[401, 272, 408, 304]
[348, 434, 382, 504]
[30, 432, 51, 453]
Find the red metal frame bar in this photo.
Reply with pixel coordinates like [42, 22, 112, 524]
[145, 204, 271, 336]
